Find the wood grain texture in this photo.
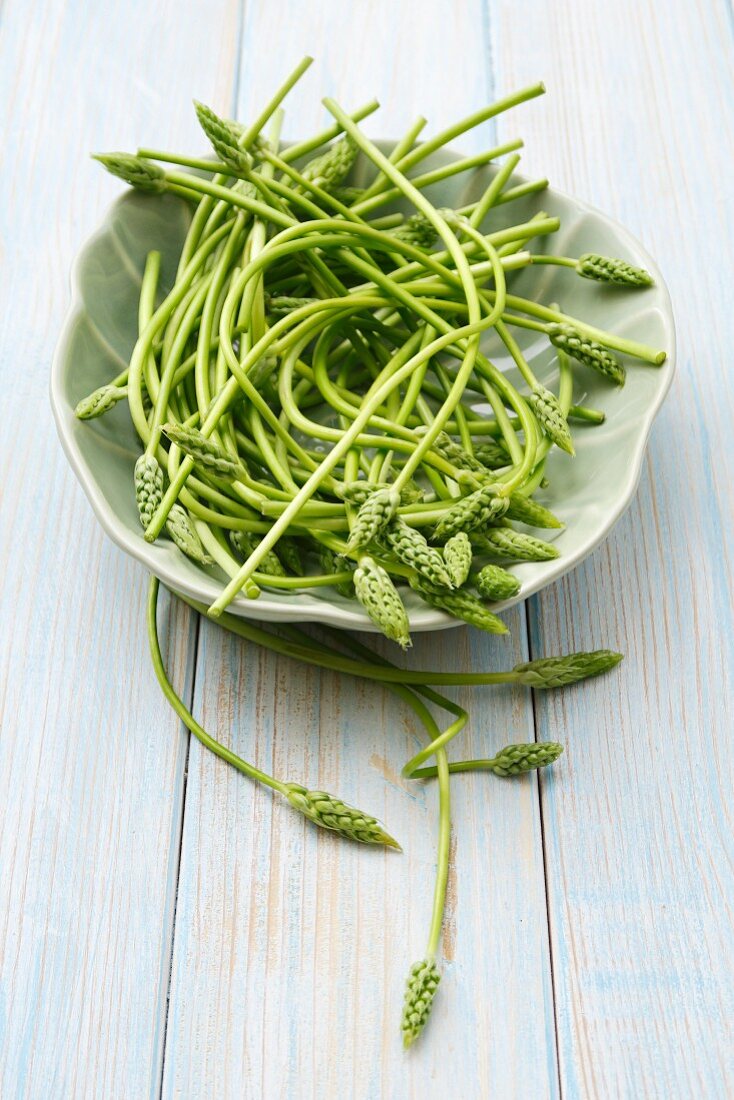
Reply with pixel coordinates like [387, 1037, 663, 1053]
[0, 1, 239, 1097]
[2, 0, 732, 1097]
[492, 0, 734, 1095]
[161, 617, 556, 1100]
[159, 8, 556, 1098]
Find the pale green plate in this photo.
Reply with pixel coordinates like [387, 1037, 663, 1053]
[51, 144, 675, 631]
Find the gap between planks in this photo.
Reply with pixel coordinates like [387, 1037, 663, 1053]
[157, 8, 247, 1088]
[526, 594, 564, 1100]
[157, 604, 201, 1100]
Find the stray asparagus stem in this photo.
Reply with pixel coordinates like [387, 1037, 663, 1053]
[147, 576, 400, 848]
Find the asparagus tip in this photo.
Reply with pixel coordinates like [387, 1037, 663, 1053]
[378, 830, 403, 852]
[285, 783, 401, 848]
[401, 959, 440, 1048]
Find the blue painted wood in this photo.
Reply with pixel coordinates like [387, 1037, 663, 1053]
[0, 1, 239, 1097]
[2, 0, 732, 1096]
[494, 0, 734, 1095]
[161, 618, 558, 1099]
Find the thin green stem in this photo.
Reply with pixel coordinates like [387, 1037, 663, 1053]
[568, 403, 606, 424]
[280, 99, 380, 163]
[176, 592, 529, 685]
[147, 576, 285, 792]
[240, 56, 314, 149]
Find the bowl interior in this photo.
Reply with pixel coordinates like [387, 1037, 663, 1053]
[52, 142, 674, 631]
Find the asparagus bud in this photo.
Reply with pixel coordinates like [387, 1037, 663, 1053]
[474, 563, 521, 601]
[382, 519, 456, 589]
[194, 101, 252, 171]
[346, 487, 400, 551]
[166, 505, 213, 564]
[278, 538, 303, 575]
[401, 960, 441, 1048]
[330, 185, 365, 205]
[284, 784, 400, 848]
[433, 485, 509, 542]
[354, 557, 411, 648]
[528, 384, 574, 455]
[513, 649, 623, 687]
[319, 545, 355, 598]
[336, 480, 389, 506]
[336, 480, 418, 507]
[443, 532, 473, 586]
[474, 440, 510, 469]
[300, 135, 358, 189]
[548, 323, 626, 386]
[477, 526, 559, 562]
[230, 530, 285, 577]
[162, 422, 245, 480]
[134, 454, 163, 530]
[488, 741, 563, 776]
[410, 576, 508, 634]
[391, 212, 438, 250]
[431, 431, 490, 476]
[93, 153, 167, 193]
[505, 494, 563, 529]
[74, 384, 127, 420]
[576, 253, 653, 287]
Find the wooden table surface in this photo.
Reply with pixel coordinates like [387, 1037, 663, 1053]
[1, 2, 732, 1097]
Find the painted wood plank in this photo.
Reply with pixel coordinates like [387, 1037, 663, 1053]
[161, 9, 557, 1097]
[0, 2, 240, 1097]
[7, 1, 729, 1095]
[490, 0, 734, 1095]
[162, 616, 557, 1100]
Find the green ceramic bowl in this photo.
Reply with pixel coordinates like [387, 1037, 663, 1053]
[51, 144, 675, 631]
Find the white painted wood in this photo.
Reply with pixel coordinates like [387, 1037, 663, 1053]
[0, 2, 239, 1097]
[494, 0, 734, 1095]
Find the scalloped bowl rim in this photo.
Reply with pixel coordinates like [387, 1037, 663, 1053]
[51, 155, 675, 632]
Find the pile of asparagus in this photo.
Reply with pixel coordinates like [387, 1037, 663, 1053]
[75, 57, 665, 1048]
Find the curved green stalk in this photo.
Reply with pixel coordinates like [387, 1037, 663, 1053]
[147, 576, 285, 791]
